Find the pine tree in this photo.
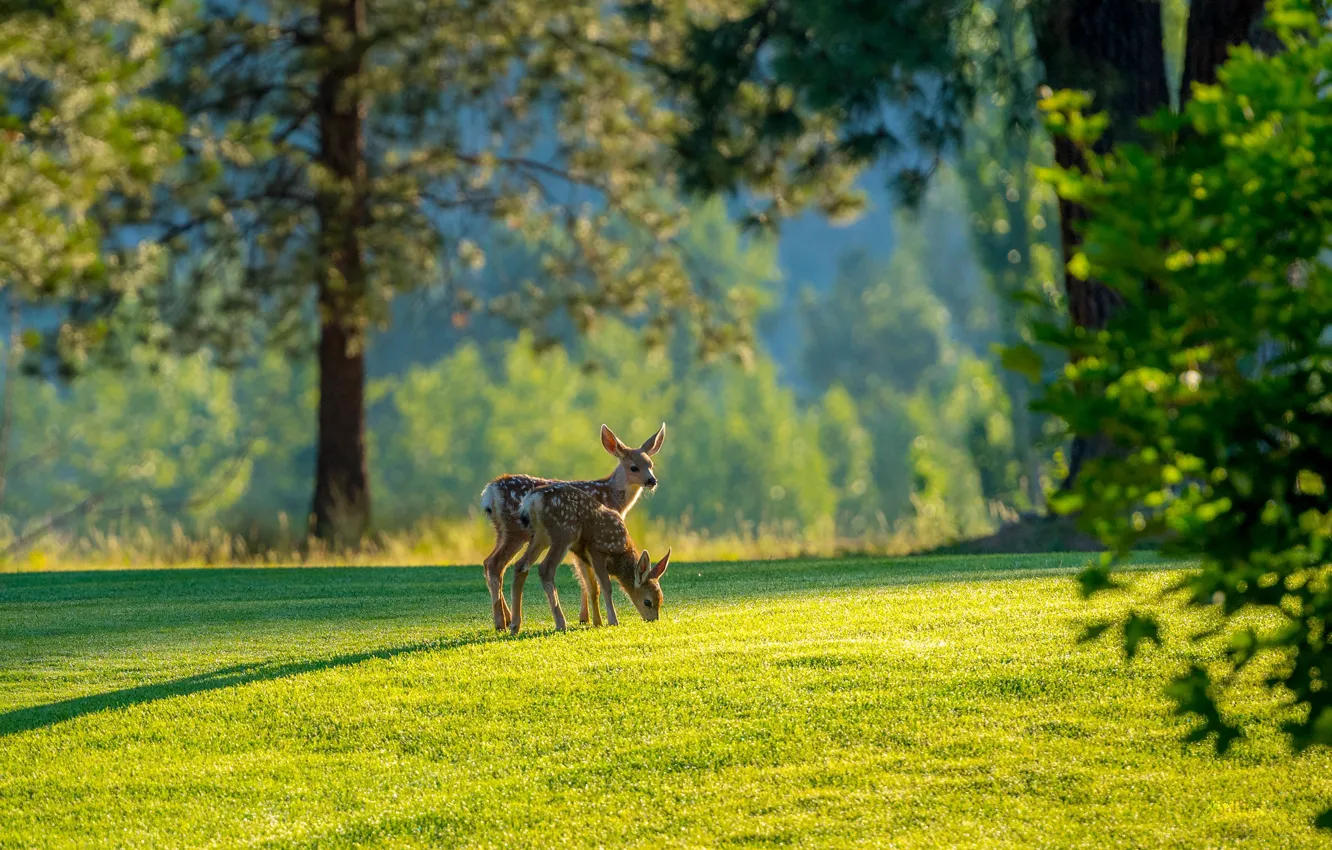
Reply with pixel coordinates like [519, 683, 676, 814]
[0, 0, 181, 363]
[149, 0, 752, 541]
[662, 0, 1287, 493]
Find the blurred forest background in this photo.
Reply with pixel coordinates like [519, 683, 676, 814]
[0, 0, 1198, 566]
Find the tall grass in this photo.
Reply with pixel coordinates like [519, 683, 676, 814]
[0, 504, 992, 572]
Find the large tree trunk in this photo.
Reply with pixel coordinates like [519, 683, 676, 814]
[1033, 0, 1170, 330]
[312, 0, 371, 543]
[1033, 0, 1170, 489]
[1032, 0, 1279, 491]
[1181, 0, 1272, 101]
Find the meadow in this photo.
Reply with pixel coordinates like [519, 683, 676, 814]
[2, 554, 1327, 848]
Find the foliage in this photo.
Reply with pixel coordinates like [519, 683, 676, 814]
[814, 385, 878, 533]
[0, 3, 1059, 556]
[0, 349, 252, 535]
[0, 314, 1010, 549]
[376, 323, 836, 534]
[147, 0, 764, 363]
[914, 354, 1016, 531]
[0, 0, 182, 369]
[801, 227, 1016, 536]
[803, 249, 951, 397]
[129, 0, 789, 538]
[661, 0, 971, 214]
[0, 152, 1009, 553]
[1032, 1, 1332, 812]
[5, 558, 1332, 847]
[951, 1, 1064, 511]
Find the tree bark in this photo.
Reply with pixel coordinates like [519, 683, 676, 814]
[1033, 0, 1280, 492]
[1034, 0, 1170, 331]
[1032, 0, 1170, 490]
[1181, 0, 1272, 102]
[312, 0, 371, 544]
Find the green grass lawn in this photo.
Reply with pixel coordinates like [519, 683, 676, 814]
[1, 554, 1327, 848]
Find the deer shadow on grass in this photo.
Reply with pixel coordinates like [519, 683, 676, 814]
[0, 630, 533, 738]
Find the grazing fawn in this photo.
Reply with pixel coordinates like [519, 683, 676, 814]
[510, 483, 670, 633]
[479, 423, 665, 631]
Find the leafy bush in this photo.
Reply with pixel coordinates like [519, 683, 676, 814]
[803, 236, 1017, 539]
[377, 322, 837, 535]
[3, 350, 251, 531]
[1030, 1, 1332, 818]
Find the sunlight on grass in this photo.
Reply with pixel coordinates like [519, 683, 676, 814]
[1, 555, 1327, 848]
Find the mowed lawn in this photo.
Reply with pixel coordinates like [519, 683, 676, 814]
[1, 556, 1328, 848]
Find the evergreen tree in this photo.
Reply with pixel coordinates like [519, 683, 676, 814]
[0, 0, 181, 365]
[148, 0, 754, 541]
[661, 0, 1285, 493]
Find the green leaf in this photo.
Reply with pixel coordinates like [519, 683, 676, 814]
[1166, 666, 1241, 754]
[1226, 628, 1258, 668]
[1000, 343, 1044, 382]
[1066, 252, 1092, 281]
[1048, 491, 1085, 516]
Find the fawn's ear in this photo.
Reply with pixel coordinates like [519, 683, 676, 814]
[639, 423, 666, 456]
[634, 550, 652, 586]
[644, 548, 666, 583]
[601, 424, 629, 458]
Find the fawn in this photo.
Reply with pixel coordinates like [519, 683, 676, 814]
[479, 423, 665, 631]
[509, 483, 670, 633]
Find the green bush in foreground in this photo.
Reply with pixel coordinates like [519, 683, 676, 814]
[1028, 0, 1332, 824]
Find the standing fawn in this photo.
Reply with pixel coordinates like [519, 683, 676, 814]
[510, 483, 670, 633]
[479, 423, 665, 631]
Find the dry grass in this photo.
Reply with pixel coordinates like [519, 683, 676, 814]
[0, 508, 985, 573]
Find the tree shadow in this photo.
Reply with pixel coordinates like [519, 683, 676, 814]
[0, 555, 1179, 739]
[0, 630, 517, 738]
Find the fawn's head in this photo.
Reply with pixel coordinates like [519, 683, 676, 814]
[602, 423, 665, 491]
[616, 547, 670, 621]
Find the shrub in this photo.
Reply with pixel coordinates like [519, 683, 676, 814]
[1030, 1, 1332, 822]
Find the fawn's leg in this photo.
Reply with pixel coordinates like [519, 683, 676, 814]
[576, 563, 590, 624]
[509, 567, 528, 635]
[483, 534, 523, 630]
[538, 543, 571, 632]
[584, 564, 603, 627]
[508, 537, 546, 635]
[594, 565, 619, 626]
[571, 551, 600, 626]
[575, 550, 602, 627]
[512, 536, 542, 574]
[576, 555, 589, 624]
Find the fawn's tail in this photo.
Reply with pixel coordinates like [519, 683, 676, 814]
[517, 490, 542, 529]
[480, 482, 499, 517]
